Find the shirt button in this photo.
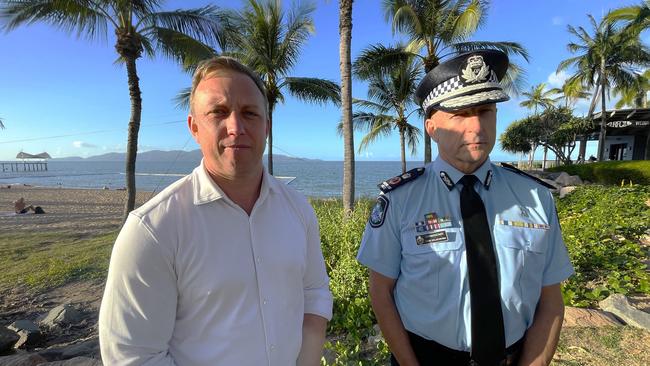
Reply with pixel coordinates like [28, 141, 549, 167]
[263, 299, 268, 305]
[270, 344, 275, 351]
[256, 257, 261, 263]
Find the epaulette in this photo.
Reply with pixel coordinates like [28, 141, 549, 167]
[499, 163, 557, 190]
[378, 167, 425, 193]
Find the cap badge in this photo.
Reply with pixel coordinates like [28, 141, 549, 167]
[461, 54, 490, 84]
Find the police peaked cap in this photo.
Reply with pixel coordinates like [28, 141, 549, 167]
[415, 49, 510, 115]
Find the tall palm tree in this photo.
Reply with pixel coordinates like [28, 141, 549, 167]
[339, 0, 355, 213]
[342, 46, 421, 174]
[520, 83, 560, 115]
[612, 70, 650, 108]
[382, 0, 529, 163]
[227, 0, 340, 175]
[1, 0, 226, 219]
[557, 13, 650, 160]
[520, 83, 560, 169]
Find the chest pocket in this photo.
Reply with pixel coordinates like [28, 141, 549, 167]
[494, 224, 548, 302]
[400, 226, 464, 298]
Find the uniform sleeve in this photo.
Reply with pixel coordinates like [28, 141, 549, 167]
[356, 194, 402, 279]
[99, 213, 178, 366]
[541, 192, 575, 286]
[303, 206, 334, 320]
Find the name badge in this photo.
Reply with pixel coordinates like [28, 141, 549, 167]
[416, 231, 448, 245]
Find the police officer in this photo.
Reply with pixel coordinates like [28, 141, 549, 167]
[357, 49, 574, 366]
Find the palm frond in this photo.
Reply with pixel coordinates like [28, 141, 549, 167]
[353, 43, 413, 80]
[174, 86, 191, 110]
[146, 27, 216, 68]
[282, 77, 340, 106]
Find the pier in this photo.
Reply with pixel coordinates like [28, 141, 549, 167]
[0, 161, 48, 172]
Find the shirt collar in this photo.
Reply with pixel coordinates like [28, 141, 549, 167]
[192, 160, 276, 206]
[432, 156, 493, 191]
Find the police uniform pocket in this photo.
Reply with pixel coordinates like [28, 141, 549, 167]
[400, 227, 464, 299]
[495, 225, 548, 306]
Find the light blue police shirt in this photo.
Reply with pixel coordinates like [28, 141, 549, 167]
[357, 156, 574, 351]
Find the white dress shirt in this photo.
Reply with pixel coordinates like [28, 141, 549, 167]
[99, 162, 333, 365]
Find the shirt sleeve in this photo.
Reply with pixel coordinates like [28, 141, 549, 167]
[303, 206, 334, 320]
[541, 191, 575, 286]
[356, 194, 402, 279]
[99, 213, 178, 366]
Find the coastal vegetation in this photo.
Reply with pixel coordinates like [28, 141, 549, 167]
[1, 183, 648, 364]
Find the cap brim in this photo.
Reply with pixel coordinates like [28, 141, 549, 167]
[434, 89, 509, 113]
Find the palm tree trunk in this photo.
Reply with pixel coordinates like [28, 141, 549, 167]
[597, 66, 607, 161]
[542, 146, 548, 170]
[400, 127, 406, 174]
[424, 124, 431, 163]
[579, 82, 601, 162]
[123, 56, 142, 220]
[267, 105, 274, 175]
[339, 0, 355, 213]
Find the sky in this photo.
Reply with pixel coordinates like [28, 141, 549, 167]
[0, 0, 640, 162]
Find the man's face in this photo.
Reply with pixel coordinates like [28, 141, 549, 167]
[425, 104, 497, 174]
[188, 71, 268, 180]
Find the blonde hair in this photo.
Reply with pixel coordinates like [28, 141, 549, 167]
[189, 56, 268, 115]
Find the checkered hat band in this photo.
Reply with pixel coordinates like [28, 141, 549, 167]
[422, 71, 499, 110]
[439, 89, 508, 109]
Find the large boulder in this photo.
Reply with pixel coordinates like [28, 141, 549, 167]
[559, 186, 578, 199]
[599, 294, 650, 331]
[40, 305, 83, 329]
[38, 338, 99, 362]
[0, 327, 19, 354]
[562, 306, 623, 327]
[0, 353, 47, 366]
[554, 172, 583, 186]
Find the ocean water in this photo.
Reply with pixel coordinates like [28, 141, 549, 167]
[0, 160, 424, 198]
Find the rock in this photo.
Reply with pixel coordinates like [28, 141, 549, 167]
[8, 321, 42, 348]
[43, 356, 103, 365]
[368, 324, 384, 345]
[40, 305, 83, 328]
[559, 186, 578, 199]
[38, 338, 99, 362]
[554, 172, 583, 186]
[0, 327, 19, 354]
[7, 321, 39, 334]
[0, 353, 47, 365]
[599, 294, 650, 331]
[562, 306, 623, 327]
[540, 178, 561, 190]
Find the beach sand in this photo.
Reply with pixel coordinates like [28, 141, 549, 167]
[0, 186, 153, 234]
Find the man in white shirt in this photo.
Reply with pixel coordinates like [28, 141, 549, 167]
[99, 57, 333, 366]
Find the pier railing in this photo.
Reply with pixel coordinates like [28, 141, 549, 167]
[0, 161, 48, 172]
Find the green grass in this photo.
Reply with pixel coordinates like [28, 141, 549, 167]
[0, 231, 116, 292]
[548, 160, 650, 185]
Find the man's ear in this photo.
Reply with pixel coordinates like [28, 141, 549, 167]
[188, 115, 199, 140]
[425, 116, 437, 142]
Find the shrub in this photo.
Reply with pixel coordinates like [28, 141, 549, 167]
[548, 160, 650, 185]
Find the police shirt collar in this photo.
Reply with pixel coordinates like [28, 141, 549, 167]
[433, 157, 493, 191]
[193, 160, 275, 205]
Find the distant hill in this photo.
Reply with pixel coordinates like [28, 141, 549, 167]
[53, 149, 319, 163]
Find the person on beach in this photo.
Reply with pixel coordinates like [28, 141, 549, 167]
[99, 57, 332, 365]
[13, 197, 44, 214]
[357, 50, 574, 366]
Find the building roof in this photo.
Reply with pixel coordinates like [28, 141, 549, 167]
[590, 108, 650, 137]
[16, 152, 51, 159]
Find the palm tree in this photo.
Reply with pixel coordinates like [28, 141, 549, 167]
[342, 46, 421, 174]
[1, 0, 226, 219]
[339, 0, 355, 213]
[519, 83, 560, 169]
[227, 0, 340, 175]
[612, 70, 650, 108]
[382, 0, 529, 163]
[557, 13, 650, 160]
[0, 118, 4, 129]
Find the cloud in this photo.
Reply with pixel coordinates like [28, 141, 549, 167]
[547, 70, 569, 89]
[72, 141, 97, 148]
[551, 16, 564, 26]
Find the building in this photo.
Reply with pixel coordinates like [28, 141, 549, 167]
[590, 108, 650, 161]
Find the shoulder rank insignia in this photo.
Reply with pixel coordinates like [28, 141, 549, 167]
[378, 167, 425, 193]
[369, 195, 389, 228]
[499, 163, 557, 190]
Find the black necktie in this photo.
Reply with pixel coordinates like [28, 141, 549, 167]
[459, 175, 505, 365]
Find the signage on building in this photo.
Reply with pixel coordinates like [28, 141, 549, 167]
[606, 120, 649, 128]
